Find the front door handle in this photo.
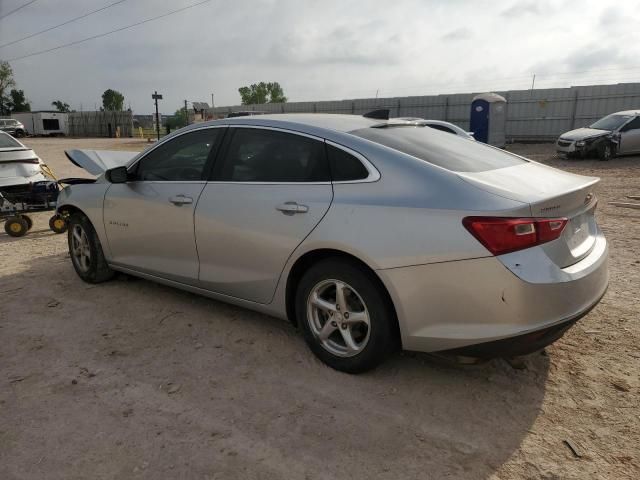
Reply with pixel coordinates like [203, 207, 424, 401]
[276, 202, 308, 215]
[169, 195, 193, 205]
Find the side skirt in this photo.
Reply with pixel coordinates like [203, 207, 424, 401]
[108, 264, 287, 321]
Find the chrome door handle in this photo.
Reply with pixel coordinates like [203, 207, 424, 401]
[276, 202, 308, 215]
[169, 195, 193, 205]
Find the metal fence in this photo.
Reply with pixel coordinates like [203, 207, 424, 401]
[67, 111, 134, 137]
[211, 82, 640, 142]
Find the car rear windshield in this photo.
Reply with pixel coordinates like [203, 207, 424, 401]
[590, 114, 633, 131]
[0, 133, 22, 148]
[349, 126, 526, 172]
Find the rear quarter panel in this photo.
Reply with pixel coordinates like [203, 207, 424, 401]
[300, 147, 532, 270]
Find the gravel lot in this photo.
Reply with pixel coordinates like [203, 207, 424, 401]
[1, 137, 638, 479]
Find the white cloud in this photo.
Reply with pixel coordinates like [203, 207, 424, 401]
[0, 0, 638, 113]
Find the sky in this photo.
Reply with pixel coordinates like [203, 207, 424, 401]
[1, 0, 639, 114]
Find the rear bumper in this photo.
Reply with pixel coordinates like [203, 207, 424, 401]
[441, 286, 605, 358]
[377, 233, 608, 353]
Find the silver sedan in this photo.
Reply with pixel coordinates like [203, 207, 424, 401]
[58, 114, 608, 373]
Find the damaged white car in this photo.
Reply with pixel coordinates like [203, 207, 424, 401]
[556, 110, 640, 160]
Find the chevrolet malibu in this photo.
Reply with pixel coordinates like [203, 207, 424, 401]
[556, 110, 640, 160]
[58, 114, 608, 373]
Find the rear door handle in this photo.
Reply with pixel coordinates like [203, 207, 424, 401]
[169, 195, 193, 205]
[276, 202, 308, 215]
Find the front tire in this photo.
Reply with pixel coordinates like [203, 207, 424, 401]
[49, 214, 67, 234]
[598, 142, 613, 161]
[296, 259, 396, 373]
[67, 213, 114, 283]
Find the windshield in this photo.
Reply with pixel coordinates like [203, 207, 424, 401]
[590, 114, 633, 131]
[0, 133, 22, 148]
[349, 126, 527, 172]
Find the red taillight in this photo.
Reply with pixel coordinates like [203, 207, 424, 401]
[463, 217, 568, 255]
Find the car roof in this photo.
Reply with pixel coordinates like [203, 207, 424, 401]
[191, 113, 381, 134]
[611, 110, 640, 116]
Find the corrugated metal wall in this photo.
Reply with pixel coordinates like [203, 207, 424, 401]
[67, 111, 134, 137]
[211, 83, 640, 141]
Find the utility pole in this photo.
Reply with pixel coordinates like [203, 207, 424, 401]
[530, 74, 536, 91]
[184, 99, 189, 126]
[211, 93, 214, 108]
[152, 90, 162, 140]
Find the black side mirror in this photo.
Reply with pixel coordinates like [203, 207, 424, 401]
[105, 166, 129, 183]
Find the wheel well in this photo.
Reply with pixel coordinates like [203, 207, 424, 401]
[58, 204, 85, 218]
[285, 249, 401, 344]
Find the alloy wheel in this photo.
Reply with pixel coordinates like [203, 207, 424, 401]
[306, 279, 371, 357]
[71, 224, 91, 272]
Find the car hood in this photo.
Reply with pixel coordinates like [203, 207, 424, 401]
[65, 149, 139, 175]
[559, 127, 609, 141]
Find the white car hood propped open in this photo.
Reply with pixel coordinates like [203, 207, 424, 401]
[65, 149, 140, 176]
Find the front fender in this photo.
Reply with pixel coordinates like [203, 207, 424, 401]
[57, 183, 112, 260]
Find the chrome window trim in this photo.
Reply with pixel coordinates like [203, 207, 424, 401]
[127, 124, 228, 173]
[228, 124, 324, 142]
[325, 140, 381, 184]
[123, 180, 207, 185]
[125, 123, 380, 185]
[206, 181, 331, 186]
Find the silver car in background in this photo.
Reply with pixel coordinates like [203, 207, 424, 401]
[0, 118, 26, 138]
[57, 114, 608, 373]
[556, 110, 640, 160]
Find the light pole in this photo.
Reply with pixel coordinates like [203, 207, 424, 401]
[152, 91, 163, 140]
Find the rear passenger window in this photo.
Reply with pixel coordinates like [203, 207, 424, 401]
[217, 128, 329, 182]
[327, 144, 369, 181]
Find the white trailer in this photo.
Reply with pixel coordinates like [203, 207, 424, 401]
[11, 112, 68, 136]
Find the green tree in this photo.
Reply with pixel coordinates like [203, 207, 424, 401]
[165, 108, 188, 129]
[101, 88, 125, 111]
[51, 100, 71, 113]
[0, 60, 16, 115]
[6, 89, 30, 112]
[238, 82, 287, 104]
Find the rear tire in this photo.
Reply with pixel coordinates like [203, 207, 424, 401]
[23, 215, 33, 230]
[295, 258, 396, 373]
[4, 217, 28, 237]
[67, 213, 114, 283]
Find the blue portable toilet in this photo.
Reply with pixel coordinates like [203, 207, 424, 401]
[470, 93, 507, 147]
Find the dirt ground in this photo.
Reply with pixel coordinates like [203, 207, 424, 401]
[0, 137, 638, 480]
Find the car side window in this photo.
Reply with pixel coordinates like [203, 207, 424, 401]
[327, 144, 369, 181]
[622, 117, 640, 132]
[216, 128, 329, 182]
[133, 128, 221, 181]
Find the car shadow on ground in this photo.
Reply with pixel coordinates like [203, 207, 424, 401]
[1, 252, 550, 480]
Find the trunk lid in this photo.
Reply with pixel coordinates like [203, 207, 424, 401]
[458, 162, 600, 267]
